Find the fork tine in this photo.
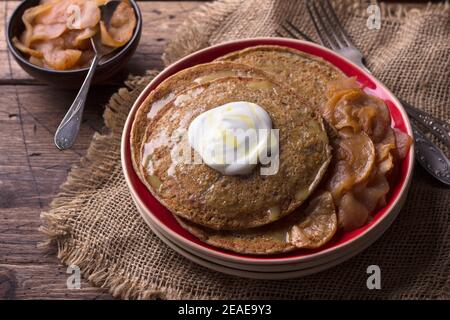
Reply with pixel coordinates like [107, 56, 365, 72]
[322, 0, 352, 47]
[285, 20, 314, 42]
[316, 1, 346, 48]
[306, 0, 338, 50]
[278, 23, 300, 40]
[279, 22, 314, 43]
[275, 29, 286, 38]
[305, 1, 326, 47]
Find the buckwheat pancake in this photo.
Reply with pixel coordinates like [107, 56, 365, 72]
[139, 76, 331, 230]
[217, 45, 344, 111]
[176, 192, 337, 254]
[130, 61, 270, 179]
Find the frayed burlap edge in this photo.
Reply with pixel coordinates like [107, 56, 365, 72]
[39, 71, 228, 300]
[38, 72, 187, 300]
[163, 0, 243, 65]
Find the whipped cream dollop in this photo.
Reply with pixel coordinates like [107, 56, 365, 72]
[188, 101, 277, 175]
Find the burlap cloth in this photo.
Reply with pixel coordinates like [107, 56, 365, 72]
[41, 0, 450, 299]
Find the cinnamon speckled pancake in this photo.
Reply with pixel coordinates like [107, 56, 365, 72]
[139, 76, 331, 230]
[217, 45, 344, 111]
[130, 61, 270, 180]
[176, 191, 337, 254]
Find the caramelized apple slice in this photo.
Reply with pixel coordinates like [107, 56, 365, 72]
[100, 2, 136, 47]
[31, 23, 67, 42]
[62, 28, 97, 49]
[75, 27, 97, 43]
[288, 192, 337, 249]
[323, 88, 360, 125]
[325, 78, 391, 143]
[358, 96, 391, 142]
[22, 2, 53, 46]
[333, 102, 361, 133]
[326, 77, 360, 98]
[326, 132, 375, 203]
[45, 49, 82, 70]
[354, 173, 390, 213]
[12, 37, 43, 58]
[327, 160, 355, 201]
[94, 0, 109, 5]
[34, 39, 82, 70]
[375, 127, 396, 162]
[74, 0, 101, 29]
[35, 0, 100, 29]
[35, 0, 72, 25]
[393, 128, 413, 160]
[378, 153, 394, 175]
[29, 55, 44, 67]
[337, 192, 369, 231]
[324, 76, 413, 233]
[337, 132, 376, 185]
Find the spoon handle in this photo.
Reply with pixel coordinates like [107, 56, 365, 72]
[411, 121, 450, 186]
[401, 99, 450, 149]
[54, 54, 100, 150]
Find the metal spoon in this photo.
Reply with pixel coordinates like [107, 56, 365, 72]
[54, 1, 121, 150]
[411, 121, 450, 185]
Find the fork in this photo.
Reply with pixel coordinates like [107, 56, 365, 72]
[278, 0, 450, 185]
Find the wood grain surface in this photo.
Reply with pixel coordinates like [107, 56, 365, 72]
[0, 0, 202, 300]
[0, 0, 427, 300]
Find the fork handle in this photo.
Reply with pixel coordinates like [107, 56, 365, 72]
[400, 99, 450, 149]
[411, 121, 450, 185]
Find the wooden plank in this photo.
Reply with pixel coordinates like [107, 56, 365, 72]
[0, 263, 111, 299]
[1, 1, 203, 84]
[0, 1, 204, 299]
[0, 1, 30, 81]
[0, 86, 115, 299]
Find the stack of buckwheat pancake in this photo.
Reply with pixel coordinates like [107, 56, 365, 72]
[130, 45, 411, 254]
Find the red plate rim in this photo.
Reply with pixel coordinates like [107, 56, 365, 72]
[121, 37, 414, 265]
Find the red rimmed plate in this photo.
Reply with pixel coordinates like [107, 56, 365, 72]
[140, 200, 384, 279]
[133, 190, 400, 274]
[121, 37, 414, 266]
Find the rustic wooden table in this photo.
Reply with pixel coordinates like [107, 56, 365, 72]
[0, 0, 203, 299]
[0, 0, 427, 300]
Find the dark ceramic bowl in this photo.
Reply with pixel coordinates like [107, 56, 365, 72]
[6, 0, 142, 88]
